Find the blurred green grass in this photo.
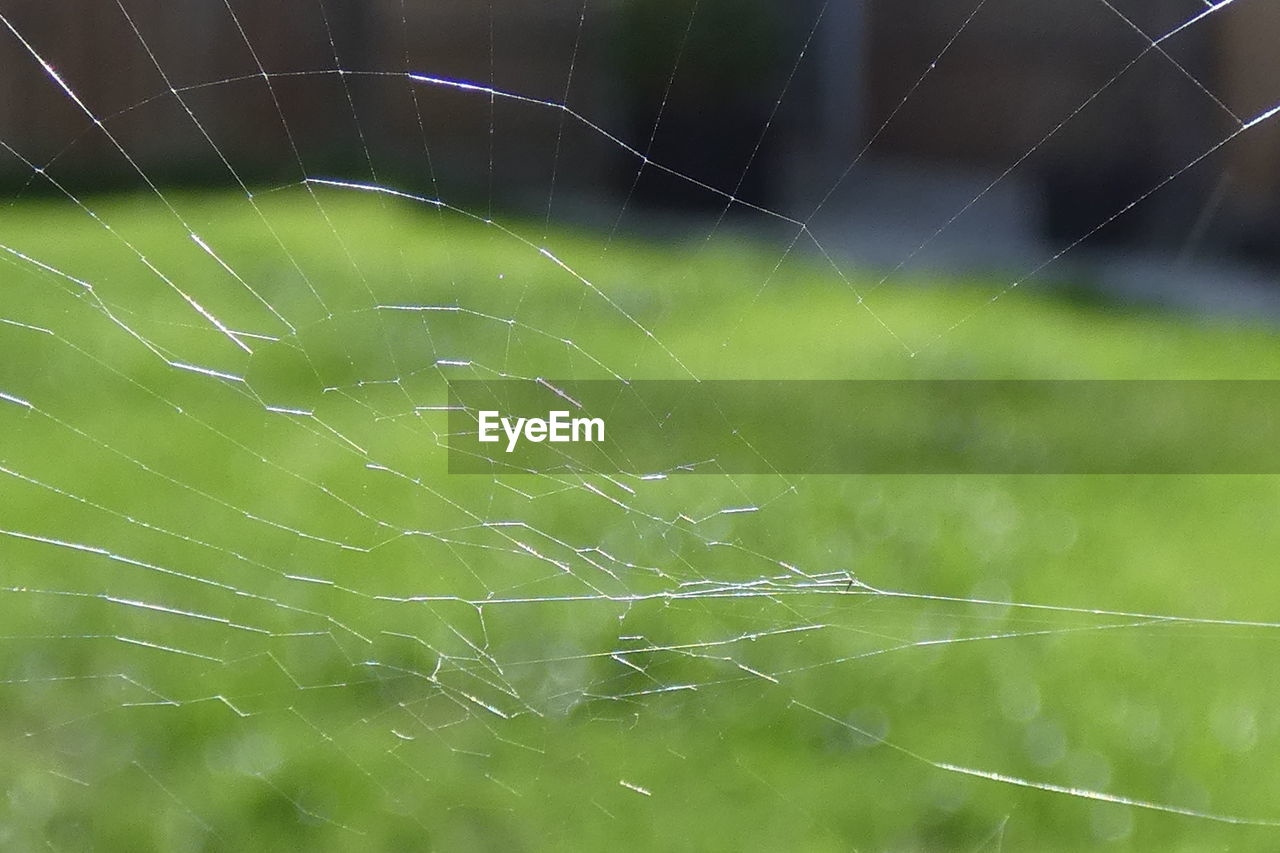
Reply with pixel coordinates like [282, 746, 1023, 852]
[2, 190, 1280, 851]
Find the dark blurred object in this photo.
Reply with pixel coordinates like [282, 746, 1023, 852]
[0, 0, 1278, 265]
[863, 0, 1280, 262]
[612, 0, 788, 211]
[1043, 160, 1156, 247]
[0, 0, 373, 187]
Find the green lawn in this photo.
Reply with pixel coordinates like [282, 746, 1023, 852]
[2, 188, 1280, 851]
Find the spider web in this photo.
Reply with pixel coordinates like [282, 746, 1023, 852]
[1, 0, 1279, 849]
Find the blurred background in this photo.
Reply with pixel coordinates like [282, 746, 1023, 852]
[2, 0, 1278, 307]
[4, 2, 1280, 851]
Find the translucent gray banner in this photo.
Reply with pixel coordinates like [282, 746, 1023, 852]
[446, 380, 1280, 474]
